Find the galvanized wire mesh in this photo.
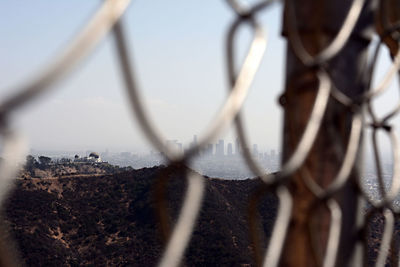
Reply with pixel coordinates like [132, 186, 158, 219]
[1, 0, 400, 266]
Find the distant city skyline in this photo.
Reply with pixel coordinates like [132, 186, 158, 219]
[165, 135, 279, 158]
[29, 134, 281, 158]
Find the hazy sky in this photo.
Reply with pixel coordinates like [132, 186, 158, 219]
[0, 1, 398, 156]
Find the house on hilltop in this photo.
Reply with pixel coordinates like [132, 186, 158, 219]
[88, 152, 101, 163]
[74, 152, 102, 163]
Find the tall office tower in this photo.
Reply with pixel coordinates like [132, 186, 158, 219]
[207, 144, 214, 155]
[252, 144, 258, 158]
[216, 139, 225, 157]
[235, 138, 241, 155]
[227, 143, 233, 156]
[189, 135, 198, 149]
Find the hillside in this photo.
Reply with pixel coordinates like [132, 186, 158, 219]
[20, 159, 132, 179]
[1, 166, 278, 266]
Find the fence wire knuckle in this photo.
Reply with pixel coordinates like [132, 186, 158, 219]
[2, 0, 400, 266]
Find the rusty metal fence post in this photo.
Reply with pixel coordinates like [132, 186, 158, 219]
[280, 1, 374, 266]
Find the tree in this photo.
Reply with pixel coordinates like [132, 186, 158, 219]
[38, 156, 52, 165]
[25, 155, 37, 173]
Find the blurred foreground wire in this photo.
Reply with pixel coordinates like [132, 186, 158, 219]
[1, 0, 400, 266]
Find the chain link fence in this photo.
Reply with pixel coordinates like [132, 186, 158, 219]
[0, 0, 400, 266]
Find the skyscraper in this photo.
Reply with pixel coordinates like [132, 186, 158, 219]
[227, 143, 233, 156]
[206, 143, 214, 155]
[235, 138, 241, 155]
[216, 139, 225, 157]
[190, 135, 198, 149]
[252, 144, 258, 158]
